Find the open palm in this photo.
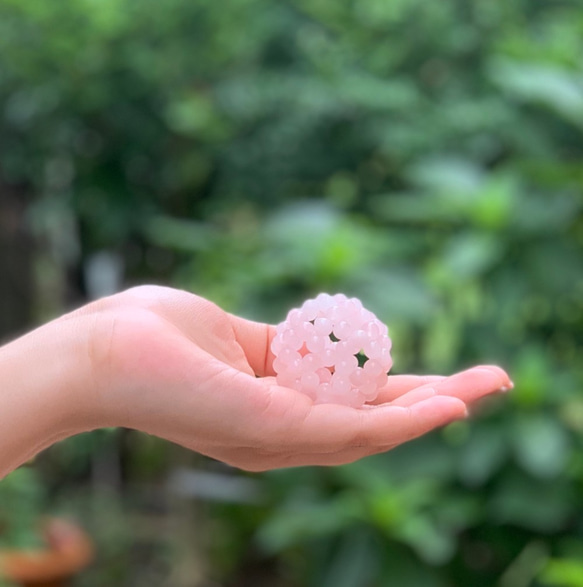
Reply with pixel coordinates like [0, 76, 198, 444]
[76, 286, 511, 471]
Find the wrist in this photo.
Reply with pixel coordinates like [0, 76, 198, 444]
[0, 315, 100, 476]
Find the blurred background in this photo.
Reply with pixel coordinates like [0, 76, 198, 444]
[0, 0, 582, 585]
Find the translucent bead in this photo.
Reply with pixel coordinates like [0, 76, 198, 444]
[364, 359, 384, 378]
[350, 309, 368, 330]
[316, 388, 345, 405]
[302, 299, 319, 321]
[378, 348, 393, 369]
[367, 321, 383, 338]
[316, 367, 332, 383]
[320, 348, 335, 367]
[349, 367, 364, 385]
[361, 309, 376, 322]
[300, 372, 319, 391]
[281, 329, 303, 351]
[299, 321, 316, 338]
[272, 356, 287, 374]
[306, 335, 327, 353]
[347, 329, 368, 353]
[344, 299, 363, 323]
[315, 293, 334, 310]
[270, 334, 286, 354]
[273, 357, 302, 373]
[359, 377, 377, 399]
[335, 355, 358, 375]
[331, 375, 351, 394]
[279, 348, 302, 364]
[313, 317, 333, 336]
[301, 353, 323, 372]
[335, 341, 356, 362]
[376, 372, 388, 388]
[363, 338, 382, 360]
[333, 320, 352, 340]
[346, 391, 367, 408]
[288, 308, 304, 327]
[328, 305, 345, 326]
[347, 297, 363, 310]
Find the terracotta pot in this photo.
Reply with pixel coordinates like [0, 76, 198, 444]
[0, 518, 94, 587]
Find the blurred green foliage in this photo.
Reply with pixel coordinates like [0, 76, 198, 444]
[0, 467, 46, 550]
[1, 0, 583, 585]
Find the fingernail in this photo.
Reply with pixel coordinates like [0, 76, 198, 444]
[499, 380, 515, 392]
[456, 407, 470, 420]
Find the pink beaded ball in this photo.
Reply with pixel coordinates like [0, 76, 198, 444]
[271, 293, 393, 407]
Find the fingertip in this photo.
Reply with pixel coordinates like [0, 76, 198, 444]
[471, 364, 512, 389]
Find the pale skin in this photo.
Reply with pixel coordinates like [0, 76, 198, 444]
[0, 285, 512, 479]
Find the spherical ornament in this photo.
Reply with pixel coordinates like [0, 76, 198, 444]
[271, 293, 393, 407]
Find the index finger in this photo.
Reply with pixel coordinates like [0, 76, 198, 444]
[372, 365, 512, 406]
[228, 314, 277, 377]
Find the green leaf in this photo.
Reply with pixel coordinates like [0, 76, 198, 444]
[489, 59, 583, 125]
[256, 492, 362, 554]
[540, 559, 583, 587]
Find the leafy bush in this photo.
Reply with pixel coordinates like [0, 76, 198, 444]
[0, 0, 582, 585]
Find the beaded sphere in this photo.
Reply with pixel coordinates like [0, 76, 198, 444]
[271, 293, 393, 407]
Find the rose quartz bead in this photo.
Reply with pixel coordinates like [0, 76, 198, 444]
[281, 329, 302, 351]
[271, 334, 286, 354]
[314, 317, 333, 336]
[279, 348, 302, 364]
[347, 329, 368, 354]
[333, 320, 352, 340]
[335, 341, 356, 360]
[376, 372, 388, 388]
[332, 293, 348, 304]
[301, 299, 319, 321]
[346, 390, 367, 408]
[334, 355, 358, 375]
[298, 321, 316, 338]
[320, 348, 335, 367]
[300, 372, 319, 391]
[331, 374, 351, 394]
[367, 321, 383, 338]
[363, 338, 382, 360]
[286, 308, 303, 328]
[359, 378, 378, 400]
[363, 359, 384, 378]
[306, 335, 327, 353]
[316, 367, 332, 383]
[319, 382, 331, 395]
[301, 353, 323, 372]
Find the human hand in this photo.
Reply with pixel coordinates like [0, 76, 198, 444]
[68, 286, 511, 471]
